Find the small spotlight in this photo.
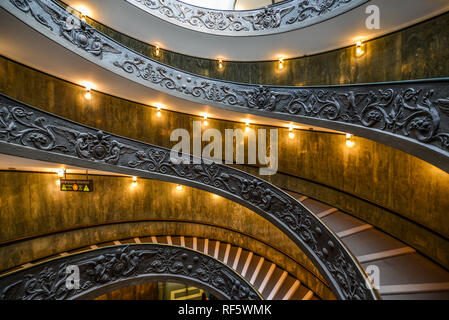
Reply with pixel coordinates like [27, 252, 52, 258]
[279, 58, 285, 70]
[132, 176, 137, 182]
[212, 194, 220, 199]
[218, 59, 224, 70]
[356, 40, 365, 57]
[288, 125, 295, 139]
[155, 45, 160, 56]
[201, 113, 209, 126]
[81, 82, 94, 100]
[154, 103, 164, 117]
[244, 120, 251, 130]
[176, 185, 183, 191]
[57, 169, 65, 178]
[131, 176, 138, 188]
[346, 133, 355, 148]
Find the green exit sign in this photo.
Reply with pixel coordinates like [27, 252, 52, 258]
[60, 179, 93, 192]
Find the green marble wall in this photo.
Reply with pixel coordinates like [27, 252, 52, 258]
[82, 11, 449, 85]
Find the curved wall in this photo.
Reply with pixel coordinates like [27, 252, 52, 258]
[0, 171, 333, 299]
[0, 56, 448, 269]
[84, 11, 449, 85]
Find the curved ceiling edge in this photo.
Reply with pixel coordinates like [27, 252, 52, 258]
[0, 244, 262, 300]
[2, 0, 449, 174]
[124, 0, 369, 36]
[0, 93, 378, 300]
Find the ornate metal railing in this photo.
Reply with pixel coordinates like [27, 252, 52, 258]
[125, 0, 368, 36]
[2, 0, 449, 173]
[0, 244, 262, 300]
[0, 93, 378, 300]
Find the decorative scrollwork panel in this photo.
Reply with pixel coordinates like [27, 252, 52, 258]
[0, 244, 262, 300]
[126, 0, 368, 36]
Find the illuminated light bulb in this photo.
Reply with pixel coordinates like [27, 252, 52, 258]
[244, 120, 251, 132]
[346, 133, 355, 148]
[57, 169, 65, 178]
[132, 176, 137, 182]
[155, 45, 160, 56]
[218, 59, 223, 70]
[212, 194, 220, 199]
[154, 103, 164, 117]
[81, 82, 94, 100]
[279, 57, 285, 70]
[73, 5, 90, 18]
[355, 40, 365, 57]
[176, 185, 183, 191]
[288, 125, 295, 139]
[201, 113, 209, 126]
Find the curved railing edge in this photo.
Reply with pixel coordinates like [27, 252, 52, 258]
[0, 93, 379, 300]
[124, 0, 369, 36]
[0, 243, 263, 300]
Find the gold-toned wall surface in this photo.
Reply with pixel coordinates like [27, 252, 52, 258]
[82, 10, 449, 85]
[1, 55, 448, 254]
[0, 171, 333, 299]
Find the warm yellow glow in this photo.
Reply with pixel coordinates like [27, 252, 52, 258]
[355, 40, 365, 57]
[154, 103, 164, 117]
[279, 58, 285, 70]
[218, 59, 224, 70]
[244, 119, 251, 133]
[72, 4, 91, 17]
[80, 81, 94, 100]
[132, 176, 137, 182]
[346, 133, 355, 148]
[57, 169, 65, 178]
[131, 181, 138, 188]
[212, 194, 220, 199]
[155, 45, 160, 56]
[176, 185, 183, 191]
[288, 125, 295, 139]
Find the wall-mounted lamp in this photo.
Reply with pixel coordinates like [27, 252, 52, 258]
[346, 133, 355, 148]
[131, 176, 138, 188]
[201, 113, 209, 126]
[218, 59, 224, 70]
[355, 40, 365, 57]
[279, 57, 285, 70]
[80, 81, 94, 100]
[57, 169, 65, 178]
[155, 45, 160, 57]
[288, 124, 295, 139]
[244, 120, 251, 133]
[154, 103, 164, 117]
